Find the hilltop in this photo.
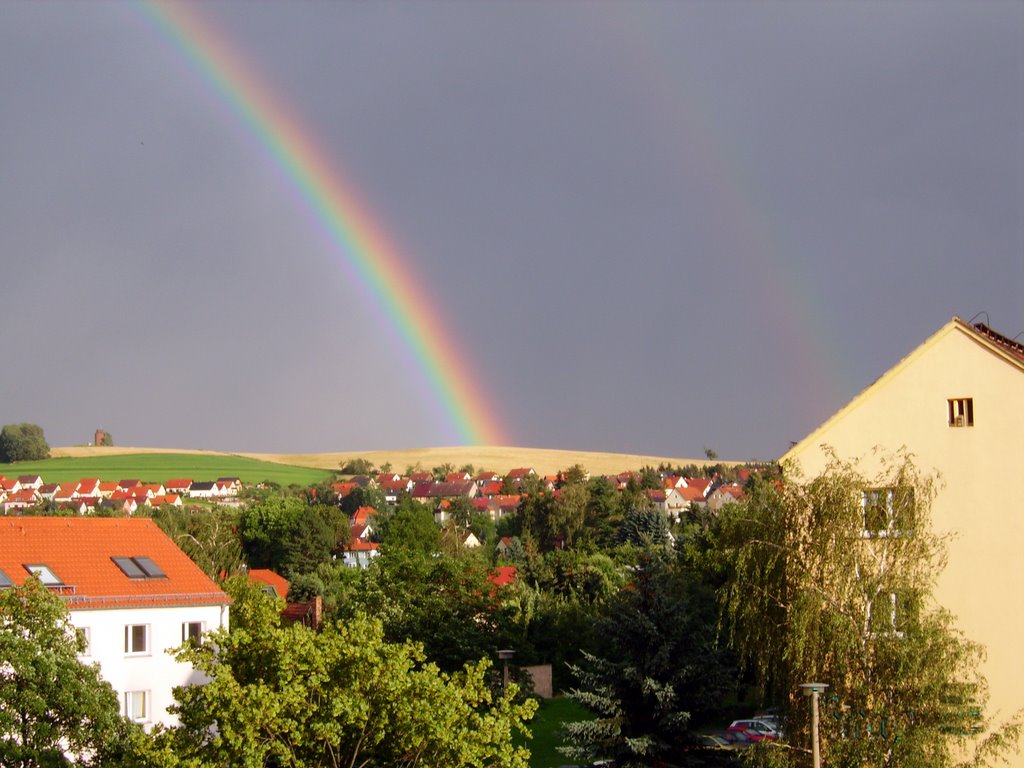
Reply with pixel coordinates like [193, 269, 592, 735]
[51, 445, 730, 477]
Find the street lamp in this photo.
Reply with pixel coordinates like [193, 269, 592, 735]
[799, 682, 828, 768]
[497, 649, 515, 689]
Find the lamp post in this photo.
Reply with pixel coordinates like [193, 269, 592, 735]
[799, 682, 828, 768]
[497, 649, 515, 690]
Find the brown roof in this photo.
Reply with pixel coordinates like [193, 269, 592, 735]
[971, 321, 1024, 365]
[0, 517, 229, 610]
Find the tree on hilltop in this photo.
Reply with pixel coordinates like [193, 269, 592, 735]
[0, 423, 49, 462]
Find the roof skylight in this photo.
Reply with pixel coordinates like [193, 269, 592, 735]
[23, 564, 62, 585]
[0, 568, 12, 588]
[112, 556, 167, 579]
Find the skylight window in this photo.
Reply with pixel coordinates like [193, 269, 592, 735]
[112, 556, 167, 579]
[0, 568, 12, 588]
[133, 557, 166, 578]
[23, 564, 62, 585]
[112, 557, 147, 578]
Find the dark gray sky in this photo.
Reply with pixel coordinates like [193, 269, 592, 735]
[2, 1, 1021, 460]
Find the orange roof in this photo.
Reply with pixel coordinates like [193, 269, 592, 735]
[488, 566, 518, 588]
[352, 506, 377, 525]
[346, 539, 379, 552]
[0, 517, 229, 610]
[247, 568, 289, 599]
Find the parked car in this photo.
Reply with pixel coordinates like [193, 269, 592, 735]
[727, 719, 780, 741]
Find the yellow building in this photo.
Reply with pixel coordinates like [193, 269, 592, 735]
[783, 316, 1024, 762]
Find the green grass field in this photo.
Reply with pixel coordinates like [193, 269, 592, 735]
[524, 696, 593, 768]
[0, 453, 334, 487]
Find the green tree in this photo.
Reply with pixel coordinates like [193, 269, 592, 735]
[148, 506, 244, 579]
[239, 497, 347, 576]
[718, 451, 1021, 768]
[169, 578, 536, 768]
[0, 423, 50, 462]
[0, 578, 131, 767]
[562, 553, 734, 767]
[338, 456, 376, 475]
[356, 549, 505, 672]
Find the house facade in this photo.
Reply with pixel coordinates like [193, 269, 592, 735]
[783, 317, 1024, 763]
[0, 517, 230, 729]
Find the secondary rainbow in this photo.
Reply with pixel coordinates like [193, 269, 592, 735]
[140, 1, 504, 446]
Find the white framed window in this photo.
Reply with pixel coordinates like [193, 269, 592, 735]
[124, 624, 149, 655]
[861, 487, 914, 538]
[182, 621, 204, 646]
[866, 591, 909, 638]
[77, 627, 91, 656]
[948, 397, 974, 427]
[23, 564, 62, 585]
[125, 690, 149, 722]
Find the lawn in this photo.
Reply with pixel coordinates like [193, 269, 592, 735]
[524, 696, 593, 768]
[0, 453, 334, 487]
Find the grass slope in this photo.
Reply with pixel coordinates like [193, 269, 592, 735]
[44, 444, 735, 483]
[523, 696, 594, 768]
[3, 453, 332, 487]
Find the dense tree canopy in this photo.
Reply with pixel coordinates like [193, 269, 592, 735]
[168, 578, 536, 768]
[0, 578, 131, 767]
[562, 552, 734, 767]
[0, 422, 49, 462]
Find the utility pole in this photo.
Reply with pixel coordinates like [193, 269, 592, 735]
[799, 682, 828, 768]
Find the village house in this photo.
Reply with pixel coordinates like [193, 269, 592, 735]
[0, 517, 230, 729]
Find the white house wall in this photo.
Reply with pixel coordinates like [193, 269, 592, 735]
[70, 602, 229, 728]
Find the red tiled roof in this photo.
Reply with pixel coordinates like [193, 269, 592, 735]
[352, 506, 377, 525]
[247, 568, 289, 599]
[346, 539, 379, 552]
[0, 517, 230, 609]
[488, 566, 518, 588]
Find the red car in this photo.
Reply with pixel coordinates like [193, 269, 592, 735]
[727, 719, 780, 742]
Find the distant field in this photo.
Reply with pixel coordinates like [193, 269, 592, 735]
[3, 452, 333, 486]
[44, 444, 732, 481]
[240, 446, 727, 477]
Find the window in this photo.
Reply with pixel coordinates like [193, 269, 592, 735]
[112, 556, 166, 579]
[866, 590, 913, 637]
[861, 487, 914, 537]
[23, 564, 61, 585]
[124, 624, 149, 655]
[182, 621, 204, 646]
[948, 397, 974, 427]
[0, 568, 12, 589]
[78, 627, 91, 656]
[125, 690, 149, 722]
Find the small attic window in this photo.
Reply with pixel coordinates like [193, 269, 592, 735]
[948, 398, 974, 427]
[24, 564, 62, 585]
[112, 556, 167, 579]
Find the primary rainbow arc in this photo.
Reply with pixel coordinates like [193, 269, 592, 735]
[142, 1, 504, 446]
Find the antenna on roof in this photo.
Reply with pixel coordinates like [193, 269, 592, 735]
[967, 311, 990, 327]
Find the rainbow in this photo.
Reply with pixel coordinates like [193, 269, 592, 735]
[139, 1, 505, 446]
